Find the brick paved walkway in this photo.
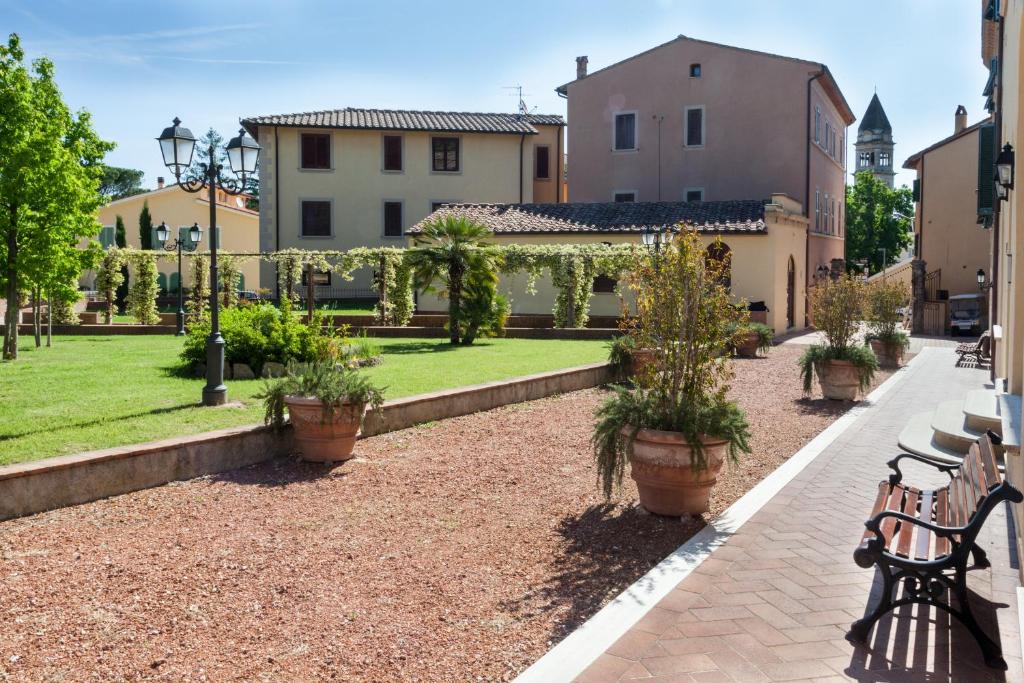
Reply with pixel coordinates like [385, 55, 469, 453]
[577, 348, 1022, 682]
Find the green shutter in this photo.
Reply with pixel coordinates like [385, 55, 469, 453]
[238, 273, 245, 292]
[912, 178, 920, 202]
[170, 272, 181, 293]
[978, 123, 996, 220]
[157, 272, 168, 293]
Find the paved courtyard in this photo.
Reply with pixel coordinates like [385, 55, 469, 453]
[577, 347, 1022, 682]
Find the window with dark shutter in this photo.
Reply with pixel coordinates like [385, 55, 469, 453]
[535, 145, 550, 179]
[383, 135, 402, 171]
[685, 189, 703, 202]
[301, 200, 332, 236]
[614, 113, 636, 150]
[686, 108, 703, 147]
[300, 134, 331, 169]
[912, 178, 921, 202]
[614, 192, 636, 203]
[432, 137, 460, 172]
[977, 123, 996, 220]
[383, 201, 403, 237]
[592, 275, 617, 293]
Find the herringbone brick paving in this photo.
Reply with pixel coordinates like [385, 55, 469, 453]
[577, 348, 1022, 682]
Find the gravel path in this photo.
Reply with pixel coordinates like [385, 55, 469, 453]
[0, 346, 893, 682]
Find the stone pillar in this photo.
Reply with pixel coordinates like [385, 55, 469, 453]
[911, 259, 926, 334]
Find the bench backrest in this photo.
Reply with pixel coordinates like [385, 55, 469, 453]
[949, 432, 1003, 529]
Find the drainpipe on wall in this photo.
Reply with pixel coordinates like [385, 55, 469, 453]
[519, 133, 526, 203]
[274, 125, 281, 301]
[804, 68, 825, 328]
[556, 124, 563, 203]
[991, 16, 1005, 382]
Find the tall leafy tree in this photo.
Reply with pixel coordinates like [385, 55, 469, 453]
[139, 201, 153, 250]
[0, 33, 112, 359]
[99, 165, 145, 200]
[844, 171, 914, 274]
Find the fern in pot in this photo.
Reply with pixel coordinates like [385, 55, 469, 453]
[799, 274, 878, 400]
[728, 321, 774, 358]
[259, 361, 384, 463]
[864, 279, 910, 368]
[592, 230, 752, 517]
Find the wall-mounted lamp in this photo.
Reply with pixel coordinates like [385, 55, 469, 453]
[996, 143, 1015, 194]
[977, 268, 994, 291]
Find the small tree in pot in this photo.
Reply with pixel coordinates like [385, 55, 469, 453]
[799, 274, 878, 400]
[259, 361, 384, 463]
[864, 279, 910, 367]
[728, 321, 774, 358]
[592, 230, 752, 517]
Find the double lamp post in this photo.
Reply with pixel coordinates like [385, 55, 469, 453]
[156, 118, 259, 406]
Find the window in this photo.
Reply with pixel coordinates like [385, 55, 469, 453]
[685, 189, 704, 202]
[535, 145, 550, 180]
[300, 200, 332, 237]
[301, 270, 332, 287]
[859, 151, 874, 168]
[689, 63, 701, 78]
[300, 133, 331, 170]
[814, 106, 821, 144]
[824, 193, 830, 233]
[831, 198, 837, 234]
[592, 274, 617, 293]
[613, 112, 636, 150]
[839, 135, 844, 163]
[705, 242, 732, 290]
[685, 107, 704, 147]
[383, 135, 403, 172]
[98, 226, 115, 248]
[879, 151, 891, 167]
[432, 137, 460, 172]
[824, 122, 830, 150]
[383, 201, 403, 238]
[814, 189, 821, 231]
[613, 191, 636, 202]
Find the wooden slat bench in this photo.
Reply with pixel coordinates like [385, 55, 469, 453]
[956, 331, 991, 367]
[850, 431, 1022, 668]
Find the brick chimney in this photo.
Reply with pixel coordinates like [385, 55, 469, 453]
[576, 56, 588, 80]
[157, 176, 165, 189]
[955, 105, 967, 134]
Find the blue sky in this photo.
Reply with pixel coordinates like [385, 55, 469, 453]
[3, 0, 986, 192]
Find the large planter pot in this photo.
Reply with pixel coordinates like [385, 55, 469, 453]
[629, 348, 658, 377]
[868, 339, 904, 368]
[815, 359, 861, 400]
[284, 395, 366, 462]
[734, 332, 762, 359]
[627, 427, 727, 516]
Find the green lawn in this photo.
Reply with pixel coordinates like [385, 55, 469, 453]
[0, 335, 608, 466]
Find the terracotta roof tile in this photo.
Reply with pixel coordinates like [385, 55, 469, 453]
[241, 108, 563, 135]
[409, 201, 768, 235]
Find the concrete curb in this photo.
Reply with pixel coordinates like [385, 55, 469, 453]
[0, 362, 614, 522]
[514, 350, 928, 683]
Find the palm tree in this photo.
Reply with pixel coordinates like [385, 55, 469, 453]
[409, 215, 493, 344]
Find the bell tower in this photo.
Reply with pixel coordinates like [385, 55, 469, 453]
[854, 93, 895, 187]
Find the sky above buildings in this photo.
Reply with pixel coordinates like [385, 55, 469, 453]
[3, 0, 987, 193]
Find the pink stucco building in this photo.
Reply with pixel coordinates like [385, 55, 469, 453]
[557, 35, 854, 324]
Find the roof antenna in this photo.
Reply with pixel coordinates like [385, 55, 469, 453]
[503, 84, 536, 117]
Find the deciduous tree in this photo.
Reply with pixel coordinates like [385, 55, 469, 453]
[844, 171, 913, 274]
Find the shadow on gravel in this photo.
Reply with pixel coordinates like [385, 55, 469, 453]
[208, 456, 354, 488]
[794, 397, 858, 419]
[499, 502, 702, 640]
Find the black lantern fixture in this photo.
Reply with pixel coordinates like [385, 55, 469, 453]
[996, 143, 1015, 191]
[155, 221, 202, 336]
[977, 268, 994, 291]
[155, 118, 259, 405]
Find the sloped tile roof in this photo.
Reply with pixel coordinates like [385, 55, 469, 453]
[408, 201, 768, 235]
[241, 108, 563, 135]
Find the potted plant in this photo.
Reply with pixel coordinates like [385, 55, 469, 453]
[607, 334, 657, 379]
[864, 279, 910, 367]
[592, 231, 752, 517]
[259, 361, 385, 463]
[799, 274, 879, 400]
[729, 322, 774, 358]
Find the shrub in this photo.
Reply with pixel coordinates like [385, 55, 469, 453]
[258, 360, 385, 430]
[799, 274, 877, 394]
[607, 334, 637, 375]
[727, 321, 774, 354]
[592, 230, 751, 498]
[864, 279, 910, 348]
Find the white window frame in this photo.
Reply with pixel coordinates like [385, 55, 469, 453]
[683, 105, 706, 149]
[684, 187, 705, 202]
[612, 110, 638, 152]
[613, 190, 637, 202]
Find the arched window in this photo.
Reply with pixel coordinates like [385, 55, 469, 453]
[705, 241, 732, 290]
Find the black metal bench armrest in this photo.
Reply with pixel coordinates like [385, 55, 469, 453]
[887, 453, 958, 486]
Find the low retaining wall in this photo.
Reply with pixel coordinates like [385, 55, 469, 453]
[0, 362, 613, 521]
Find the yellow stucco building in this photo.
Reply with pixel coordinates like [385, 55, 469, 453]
[93, 180, 260, 293]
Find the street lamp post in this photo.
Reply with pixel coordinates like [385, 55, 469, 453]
[641, 225, 675, 260]
[155, 221, 202, 336]
[156, 119, 259, 406]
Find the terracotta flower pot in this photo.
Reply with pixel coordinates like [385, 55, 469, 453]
[868, 339, 904, 368]
[284, 395, 366, 462]
[734, 331, 762, 358]
[629, 348, 658, 376]
[626, 427, 727, 516]
[814, 359, 861, 400]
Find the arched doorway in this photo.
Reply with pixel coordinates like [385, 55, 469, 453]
[786, 256, 795, 329]
[705, 241, 732, 290]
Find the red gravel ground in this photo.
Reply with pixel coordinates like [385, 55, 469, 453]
[0, 345, 893, 682]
